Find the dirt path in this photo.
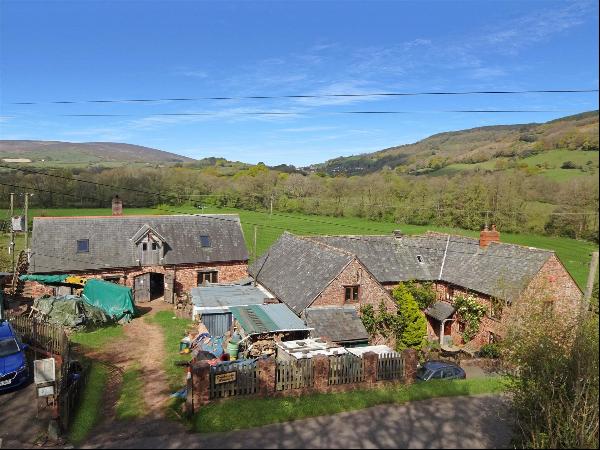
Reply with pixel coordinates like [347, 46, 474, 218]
[89, 301, 177, 421]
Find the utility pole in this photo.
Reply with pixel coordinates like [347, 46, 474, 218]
[24, 193, 29, 256]
[9, 193, 15, 277]
[253, 225, 258, 261]
[584, 251, 599, 302]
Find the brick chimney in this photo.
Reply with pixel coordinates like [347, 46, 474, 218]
[112, 195, 123, 216]
[479, 224, 500, 248]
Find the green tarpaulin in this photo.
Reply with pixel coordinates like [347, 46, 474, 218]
[33, 295, 109, 329]
[20, 274, 69, 283]
[82, 279, 136, 323]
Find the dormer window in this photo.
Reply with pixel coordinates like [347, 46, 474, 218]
[77, 239, 89, 253]
[200, 235, 211, 248]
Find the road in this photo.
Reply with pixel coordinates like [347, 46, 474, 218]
[0, 381, 49, 448]
[83, 394, 513, 449]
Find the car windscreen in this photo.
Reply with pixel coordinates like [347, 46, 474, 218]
[0, 338, 20, 357]
[416, 366, 434, 380]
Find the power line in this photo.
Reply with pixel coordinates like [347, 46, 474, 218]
[8, 88, 598, 106]
[4, 109, 578, 119]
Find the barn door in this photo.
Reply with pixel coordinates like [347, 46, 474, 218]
[140, 238, 161, 266]
[134, 273, 151, 303]
[164, 272, 175, 304]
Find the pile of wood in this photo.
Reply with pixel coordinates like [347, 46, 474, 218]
[246, 339, 277, 358]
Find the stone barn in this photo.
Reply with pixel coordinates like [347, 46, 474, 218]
[24, 201, 249, 304]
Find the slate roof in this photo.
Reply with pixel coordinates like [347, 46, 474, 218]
[230, 304, 310, 335]
[425, 301, 456, 321]
[29, 214, 248, 273]
[304, 232, 556, 302]
[248, 233, 354, 314]
[190, 284, 268, 309]
[304, 307, 369, 344]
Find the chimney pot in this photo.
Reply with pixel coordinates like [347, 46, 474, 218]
[112, 195, 123, 216]
[480, 224, 500, 248]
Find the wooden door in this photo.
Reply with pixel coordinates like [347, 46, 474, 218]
[134, 273, 151, 303]
[164, 272, 175, 304]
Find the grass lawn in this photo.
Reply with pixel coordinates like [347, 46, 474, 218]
[115, 364, 145, 421]
[14, 206, 599, 289]
[70, 324, 125, 350]
[68, 362, 109, 445]
[145, 310, 193, 390]
[193, 376, 507, 433]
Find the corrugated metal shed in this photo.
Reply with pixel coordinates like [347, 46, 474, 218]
[230, 304, 310, 335]
[191, 284, 269, 308]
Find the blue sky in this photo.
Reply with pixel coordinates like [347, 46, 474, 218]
[0, 0, 598, 166]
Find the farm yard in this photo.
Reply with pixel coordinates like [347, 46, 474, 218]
[3, 205, 597, 288]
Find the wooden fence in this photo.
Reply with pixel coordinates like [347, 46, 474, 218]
[7, 315, 69, 356]
[328, 354, 365, 385]
[377, 353, 404, 381]
[276, 358, 314, 391]
[209, 360, 258, 399]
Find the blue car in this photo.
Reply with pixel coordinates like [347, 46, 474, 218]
[0, 320, 30, 391]
[416, 360, 466, 381]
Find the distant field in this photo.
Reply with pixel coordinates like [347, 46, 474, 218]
[12, 206, 597, 289]
[435, 149, 599, 181]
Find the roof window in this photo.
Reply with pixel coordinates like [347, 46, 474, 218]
[77, 239, 89, 253]
[200, 235, 211, 248]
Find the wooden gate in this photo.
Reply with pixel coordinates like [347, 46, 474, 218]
[164, 272, 175, 304]
[134, 273, 151, 303]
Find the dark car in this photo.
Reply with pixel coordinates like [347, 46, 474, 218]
[416, 360, 466, 381]
[0, 320, 30, 391]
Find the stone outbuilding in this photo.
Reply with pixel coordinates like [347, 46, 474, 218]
[25, 202, 249, 304]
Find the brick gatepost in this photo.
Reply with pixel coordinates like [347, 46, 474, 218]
[313, 355, 330, 392]
[258, 357, 276, 397]
[402, 349, 418, 384]
[190, 361, 212, 409]
[362, 352, 379, 386]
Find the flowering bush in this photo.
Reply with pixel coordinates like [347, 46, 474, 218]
[453, 294, 487, 342]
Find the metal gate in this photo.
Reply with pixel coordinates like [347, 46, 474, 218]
[134, 273, 151, 303]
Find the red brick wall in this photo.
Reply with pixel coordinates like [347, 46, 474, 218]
[524, 254, 583, 320]
[21, 261, 248, 302]
[311, 259, 396, 313]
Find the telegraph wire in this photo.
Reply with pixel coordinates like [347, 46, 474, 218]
[9, 88, 599, 106]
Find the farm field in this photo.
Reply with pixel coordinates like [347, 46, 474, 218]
[434, 149, 599, 181]
[3, 206, 595, 289]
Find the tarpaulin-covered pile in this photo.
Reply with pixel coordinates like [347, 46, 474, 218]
[33, 295, 110, 329]
[20, 274, 69, 284]
[82, 279, 136, 323]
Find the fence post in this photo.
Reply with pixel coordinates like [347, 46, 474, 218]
[402, 349, 418, 384]
[190, 361, 211, 410]
[313, 355, 330, 392]
[363, 352, 378, 386]
[257, 357, 276, 397]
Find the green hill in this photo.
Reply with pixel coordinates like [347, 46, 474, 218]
[0, 140, 195, 167]
[310, 111, 599, 180]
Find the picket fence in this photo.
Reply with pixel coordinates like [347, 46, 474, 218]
[209, 360, 258, 399]
[276, 358, 314, 391]
[377, 353, 404, 380]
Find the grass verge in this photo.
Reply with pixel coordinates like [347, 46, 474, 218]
[115, 364, 145, 421]
[68, 362, 109, 445]
[145, 310, 193, 390]
[193, 377, 507, 433]
[71, 325, 125, 350]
